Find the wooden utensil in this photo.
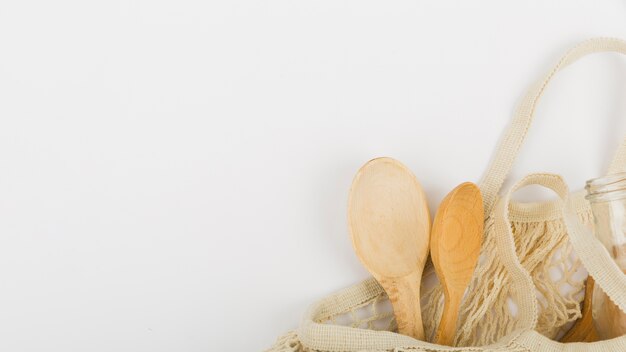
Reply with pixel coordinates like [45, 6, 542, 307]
[561, 277, 598, 342]
[594, 272, 626, 339]
[431, 182, 484, 345]
[348, 157, 431, 340]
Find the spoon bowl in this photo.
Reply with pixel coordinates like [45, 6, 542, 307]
[348, 157, 431, 340]
[431, 182, 483, 345]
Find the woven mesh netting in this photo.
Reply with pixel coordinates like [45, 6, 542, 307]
[267, 210, 591, 351]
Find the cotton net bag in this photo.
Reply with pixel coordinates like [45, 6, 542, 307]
[267, 37, 626, 352]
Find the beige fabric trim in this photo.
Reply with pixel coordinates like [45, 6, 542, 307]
[479, 37, 626, 215]
[563, 189, 626, 314]
[515, 328, 626, 351]
[297, 278, 522, 351]
[500, 172, 626, 350]
[506, 190, 589, 223]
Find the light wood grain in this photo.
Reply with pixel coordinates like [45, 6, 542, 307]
[430, 182, 483, 346]
[560, 277, 598, 343]
[348, 157, 431, 340]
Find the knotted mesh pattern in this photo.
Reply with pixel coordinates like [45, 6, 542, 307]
[267, 210, 591, 351]
[423, 210, 591, 346]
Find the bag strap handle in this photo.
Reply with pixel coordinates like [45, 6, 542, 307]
[496, 172, 626, 318]
[480, 37, 626, 215]
[491, 173, 572, 331]
[562, 187, 626, 314]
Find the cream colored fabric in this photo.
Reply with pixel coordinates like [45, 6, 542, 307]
[425, 199, 592, 346]
[266, 37, 626, 351]
[479, 37, 626, 214]
[565, 187, 626, 314]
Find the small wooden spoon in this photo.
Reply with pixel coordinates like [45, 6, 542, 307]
[348, 157, 431, 340]
[560, 277, 598, 342]
[431, 182, 484, 345]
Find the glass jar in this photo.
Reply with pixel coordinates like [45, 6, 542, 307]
[585, 173, 626, 339]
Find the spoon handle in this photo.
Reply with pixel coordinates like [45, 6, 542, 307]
[561, 277, 598, 342]
[435, 292, 462, 345]
[379, 270, 424, 340]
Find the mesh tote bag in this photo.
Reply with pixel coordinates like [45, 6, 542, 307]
[267, 37, 626, 352]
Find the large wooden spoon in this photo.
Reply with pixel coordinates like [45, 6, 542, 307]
[348, 157, 431, 340]
[431, 182, 484, 345]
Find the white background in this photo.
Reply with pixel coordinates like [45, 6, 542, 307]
[1, 1, 626, 351]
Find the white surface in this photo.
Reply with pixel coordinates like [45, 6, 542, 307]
[1, 1, 626, 351]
